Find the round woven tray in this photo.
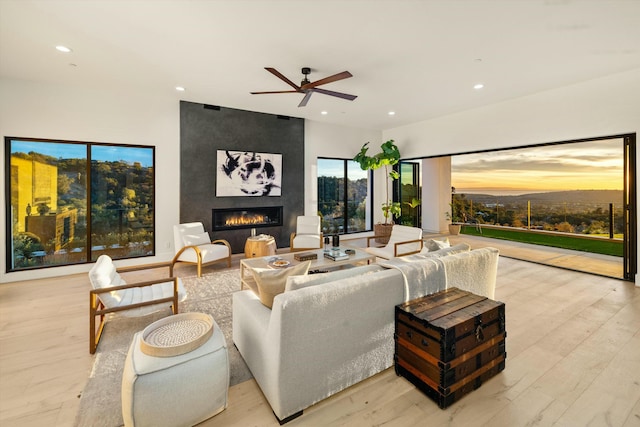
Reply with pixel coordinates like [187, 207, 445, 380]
[140, 312, 214, 357]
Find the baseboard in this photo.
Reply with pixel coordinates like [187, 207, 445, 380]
[276, 410, 303, 425]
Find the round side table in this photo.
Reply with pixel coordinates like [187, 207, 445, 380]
[244, 235, 277, 258]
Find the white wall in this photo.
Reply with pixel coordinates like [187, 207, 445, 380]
[0, 78, 381, 283]
[383, 68, 640, 283]
[0, 78, 183, 282]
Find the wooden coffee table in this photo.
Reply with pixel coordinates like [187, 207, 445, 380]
[240, 248, 375, 291]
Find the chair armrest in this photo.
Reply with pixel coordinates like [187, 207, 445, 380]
[366, 235, 385, 247]
[90, 276, 181, 317]
[393, 239, 424, 257]
[90, 276, 179, 295]
[172, 244, 203, 263]
[289, 232, 296, 249]
[211, 239, 231, 251]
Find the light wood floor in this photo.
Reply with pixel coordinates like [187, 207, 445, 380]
[1, 242, 639, 426]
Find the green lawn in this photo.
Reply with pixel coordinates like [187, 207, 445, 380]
[460, 225, 623, 257]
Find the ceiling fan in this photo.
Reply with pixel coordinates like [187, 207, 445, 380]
[251, 67, 357, 107]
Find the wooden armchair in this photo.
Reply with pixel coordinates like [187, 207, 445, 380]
[89, 255, 186, 354]
[171, 222, 231, 277]
[289, 215, 323, 251]
[364, 224, 423, 260]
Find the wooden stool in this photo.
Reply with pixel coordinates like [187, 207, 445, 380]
[244, 235, 277, 258]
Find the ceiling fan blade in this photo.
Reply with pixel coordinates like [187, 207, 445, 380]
[265, 67, 301, 91]
[313, 87, 358, 101]
[298, 90, 314, 107]
[301, 71, 352, 89]
[250, 90, 301, 94]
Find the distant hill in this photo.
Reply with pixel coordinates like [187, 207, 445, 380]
[459, 190, 623, 205]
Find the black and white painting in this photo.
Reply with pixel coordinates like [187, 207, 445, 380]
[216, 150, 282, 196]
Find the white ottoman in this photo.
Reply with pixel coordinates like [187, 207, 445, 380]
[121, 317, 229, 427]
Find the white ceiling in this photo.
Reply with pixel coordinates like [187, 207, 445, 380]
[1, 0, 639, 130]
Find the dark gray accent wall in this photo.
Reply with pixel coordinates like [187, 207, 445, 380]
[179, 101, 305, 253]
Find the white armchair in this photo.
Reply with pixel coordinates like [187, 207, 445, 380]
[289, 215, 323, 251]
[364, 224, 423, 259]
[89, 254, 186, 354]
[171, 222, 231, 277]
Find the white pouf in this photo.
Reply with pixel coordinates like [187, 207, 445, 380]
[121, 318, 229, 427]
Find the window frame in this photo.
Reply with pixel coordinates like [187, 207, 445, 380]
[5, 136, 156, 272]
[317, 157, 372, 235]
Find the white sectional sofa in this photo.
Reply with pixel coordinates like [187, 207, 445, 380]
[232, 246, 499, 423]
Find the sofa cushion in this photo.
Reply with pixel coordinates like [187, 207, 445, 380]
[422, 237, 450, 253]
[423, 242, 471, 257]
[252, 261, 311, 308]
[183, 232, 210, 247]
[285, 264, 384, 292]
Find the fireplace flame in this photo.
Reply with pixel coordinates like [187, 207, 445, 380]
[225, 214, 266, 226]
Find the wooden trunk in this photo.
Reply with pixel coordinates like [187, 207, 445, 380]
[394, 287, 506, 409]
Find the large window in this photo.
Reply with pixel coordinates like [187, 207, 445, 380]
[317, 158, 371, 234]
[5, 137, 155, 271]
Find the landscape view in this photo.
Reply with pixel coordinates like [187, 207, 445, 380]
[450, 138, 624, 253]
[8, 139, 155, 271]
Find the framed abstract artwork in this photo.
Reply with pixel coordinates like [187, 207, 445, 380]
[216, 150, 282, 196]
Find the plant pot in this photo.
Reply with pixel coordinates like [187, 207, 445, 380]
[374, 223, 394, 244]
[448, 224, 461, 235]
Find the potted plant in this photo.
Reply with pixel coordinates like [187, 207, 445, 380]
[446, 203, 462, 235]
[354, 139, 401, 244]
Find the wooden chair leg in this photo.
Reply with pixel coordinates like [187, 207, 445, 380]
[172, 278, 179, 314]
[89, 295, 106, 354]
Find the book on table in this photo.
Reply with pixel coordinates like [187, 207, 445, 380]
[324, 250, 349, 261]
[294, 252, 318, 261]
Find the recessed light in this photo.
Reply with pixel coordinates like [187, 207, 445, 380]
[473, 83, 484, 90]
[321, 111, 328, 115]
[388, 111, 396, 116]
[55, 45, 72, 53]
[175, 86, 186, 92]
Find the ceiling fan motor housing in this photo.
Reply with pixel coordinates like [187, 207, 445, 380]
[301, 67, 311, 86]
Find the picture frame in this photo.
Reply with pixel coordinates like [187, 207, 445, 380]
[216, 150, 282, 196]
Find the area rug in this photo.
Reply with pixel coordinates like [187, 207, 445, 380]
[74, 269, 252, 427]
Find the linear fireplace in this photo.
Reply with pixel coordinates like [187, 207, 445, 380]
[212, 206, 283, 231]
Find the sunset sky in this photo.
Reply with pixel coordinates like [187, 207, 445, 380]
[451, 138, 623, 195]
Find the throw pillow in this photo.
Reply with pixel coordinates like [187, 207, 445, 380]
[423, 243, 471, 258]
[424, 237, 451, 252]
[183, 232, 210, 246]
[252, 261, 311, 308]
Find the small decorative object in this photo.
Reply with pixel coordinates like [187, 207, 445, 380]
[324, 250, 349, 261]
[294, 252, 318, 261]
[139, 312, 214, 357]
[345, 249, 355, 255]
[324, 236, 330, 252]
[332, 234, 340, 248]
[251, 228, 256, 237]
[271, 259, 290, 268]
